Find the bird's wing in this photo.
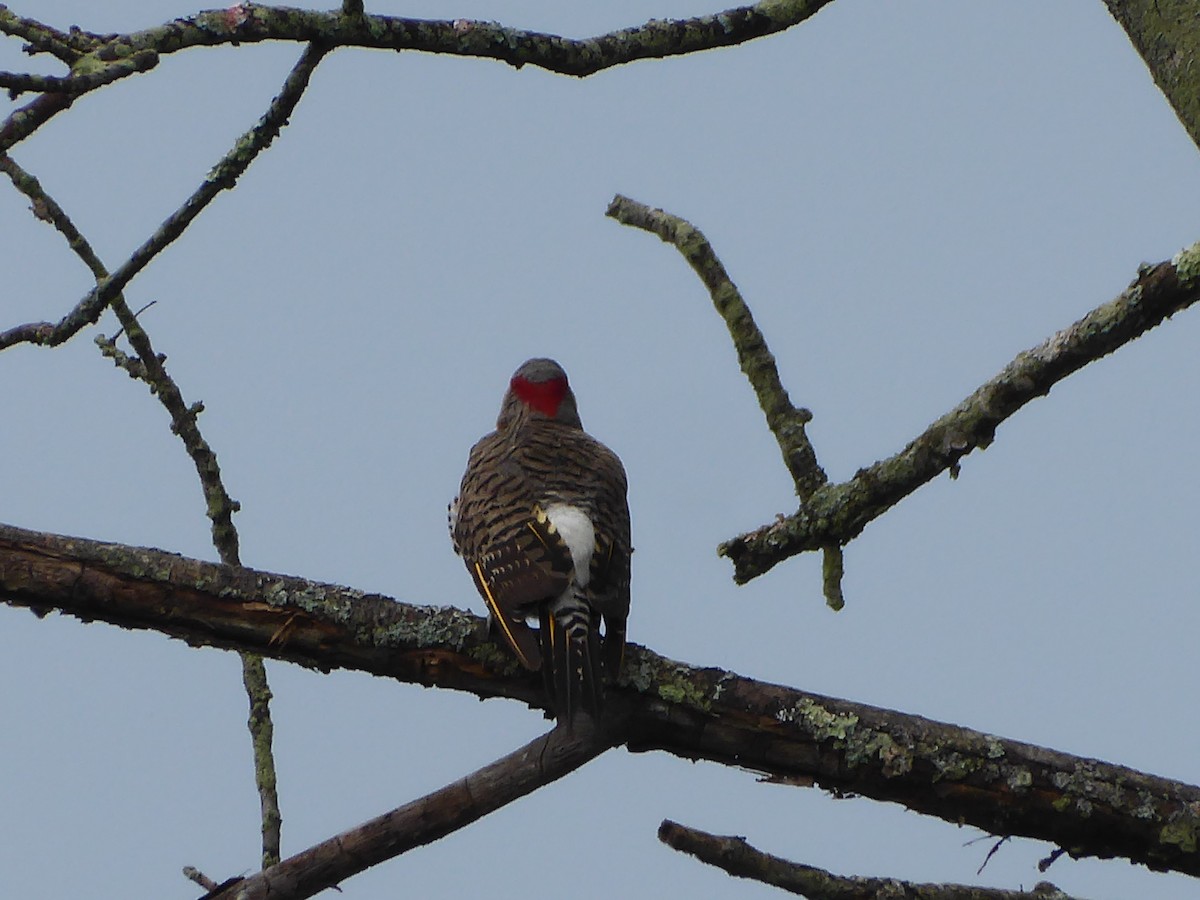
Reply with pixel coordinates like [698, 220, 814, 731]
[467, 505, 574, 670]
[455, 432, 575, 670]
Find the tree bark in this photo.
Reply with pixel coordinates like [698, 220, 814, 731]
[1104, 0, 1200, 153]
[2, 522, 1198, 878]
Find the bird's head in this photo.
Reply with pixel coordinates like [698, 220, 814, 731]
[498, 358, 582, 429]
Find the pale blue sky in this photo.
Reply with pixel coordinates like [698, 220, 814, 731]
[2, 2, 1198, 898]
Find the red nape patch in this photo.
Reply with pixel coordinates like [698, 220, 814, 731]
[511, 375, 568, 417]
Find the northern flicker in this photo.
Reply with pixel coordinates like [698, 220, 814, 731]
[450, 358, 631, 723]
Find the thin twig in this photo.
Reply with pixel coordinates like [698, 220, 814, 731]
[606, 193, 845, 606]
[0, 49, 158, 98]
[1, 42, 333, 858]
[183, 867, 221, 891]
[0, 150, 282, 868]
[0, 41, 329, 353]
[977, 835, 1011, 875]
[205, 720, 620, 900]
[658, 820, 1082, 899]
[0, 7, 92, 63]
[110, 299, 157, 342]
[1039, 848, 1068, 873]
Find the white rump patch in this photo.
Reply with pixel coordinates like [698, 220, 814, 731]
[543, 503, 595, 587]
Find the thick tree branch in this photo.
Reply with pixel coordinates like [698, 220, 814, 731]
[0, 0, 834, 157]
[204, 720, 617, 900]
[0, 0, 834, 353]
[1102, 0, 1200, 153]
[2, 522, 1197, 879]
[658, 820, 1080, 899]
[76, 2, 833, 80]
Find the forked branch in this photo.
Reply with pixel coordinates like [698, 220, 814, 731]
[610, 194, 1200, 585]
[658, 820, 1082, 899]
[607, 193, 847, 607]
[0, 143, 284, 869]
[0, 41, 328, 352]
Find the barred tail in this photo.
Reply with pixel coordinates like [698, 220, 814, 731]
[539, 591, 602, 725]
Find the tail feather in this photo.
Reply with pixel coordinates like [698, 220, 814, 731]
[539, 593, 601, 724]
[601, 615, 626, 686]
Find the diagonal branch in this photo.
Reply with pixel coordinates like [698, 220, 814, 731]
[607, 195, 826, 497]
[204, 720, 619, 900]
[0, 48, 158, 98]
[610, 193, 1200, 584]
[1102, 0, 1200, 153]
[658, 820, 1083, 899]
[606, 194, 847, 607]
[0, 41, 329, 353]
[0, 152, 281, 866]
[0, 90, 74, 154]
[717, 245, 1200, 582]
[2, 522, 1198, 879]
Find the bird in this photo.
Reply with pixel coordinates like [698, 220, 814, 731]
[450, 358, 631, 724]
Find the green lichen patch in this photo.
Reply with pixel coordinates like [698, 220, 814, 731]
[657, 672, 712, 711]
[931, 752, 980, 783]
[776, 697, 858, 741]
[1161, 815, 1199, 854]
[1171, 240, 1200, 287]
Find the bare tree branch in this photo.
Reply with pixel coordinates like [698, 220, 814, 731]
[607, 194, 827, 497]
[0, 6, 91, 62]
[2, 522, 1198, 879]
[0, 150, 283, 866]
[0, 1, 835, 353]
[610, 194, 1200, 583]
[0, 48, 157, 97]
[71, 2, 834, 79]
[203, 720, 618, 900]
[717, 243, 1200, 581]
[0, 90, 73, 154]
[0, 41, 328, 352]
[658, 820, 1082, 899]
[607, 193, 846, 607]
[183, 866, 221, 892]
